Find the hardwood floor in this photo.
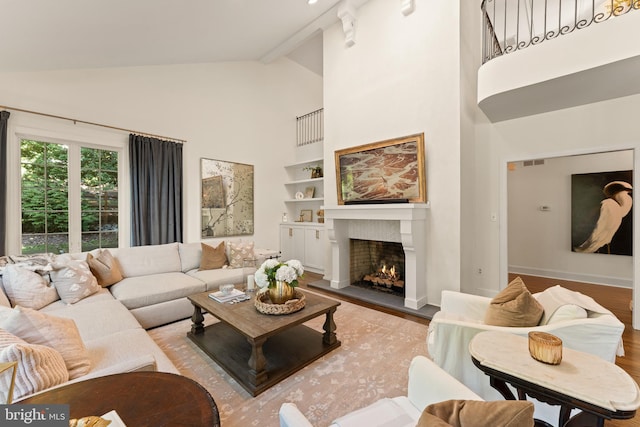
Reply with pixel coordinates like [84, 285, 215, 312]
[299, 272, 640, 426]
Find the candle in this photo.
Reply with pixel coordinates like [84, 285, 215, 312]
[247, 274, 255, 291]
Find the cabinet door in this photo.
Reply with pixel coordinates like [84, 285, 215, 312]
[304, 227, 324, 270]
[280, 225, 305, 262]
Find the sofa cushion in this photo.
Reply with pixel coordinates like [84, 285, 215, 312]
[40, 288, 115, 313]
[50, 260, 101, 304]
[0, 328, 69, 401]
[44, 299, 143, 342]
[179, 242, 202, 272]
[228, 241, 255, 268]
[84, 328, 179, 375]
[484, 277, 543, 327]
[0, 306, 91, 379]
[109, 272, 206, 310]
[187, 267, 245, 291]
[2, 265, 59, 309]
[110, 243, 182, 277]
[420, 400, 534, 427]
[200, 242, 228, 270]
[87, 249, 124, 287]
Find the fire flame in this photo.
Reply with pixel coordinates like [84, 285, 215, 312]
[380, 264, 397, 280]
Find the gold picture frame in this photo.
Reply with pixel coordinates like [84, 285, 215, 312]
[299, 209, 313, 222]
[335, 133, 426, 205]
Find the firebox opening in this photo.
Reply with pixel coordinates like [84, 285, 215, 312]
[350, 239, 405, 296]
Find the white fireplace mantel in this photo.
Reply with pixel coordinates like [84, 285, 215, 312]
[323, 203, 430, 310]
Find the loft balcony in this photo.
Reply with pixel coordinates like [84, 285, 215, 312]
[478, 0, 640, 122]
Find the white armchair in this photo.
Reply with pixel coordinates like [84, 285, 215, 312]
[279, 355, 483, 427]
[427, 287, 625, 424]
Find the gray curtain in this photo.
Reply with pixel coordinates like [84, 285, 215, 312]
[129, 134, 183, 246]
[0, 111, 10, 256]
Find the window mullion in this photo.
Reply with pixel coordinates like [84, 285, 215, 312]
[68, 146, 82, 253]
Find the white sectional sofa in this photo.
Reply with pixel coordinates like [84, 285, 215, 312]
[0, 241, 277, 401]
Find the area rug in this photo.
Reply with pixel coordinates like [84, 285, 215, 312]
[148, 292, 429, 427]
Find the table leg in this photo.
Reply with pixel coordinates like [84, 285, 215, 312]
[247, 337, 268, 387]
[563, 411, 603, 427]
[191, 305, 205, 334]
[323, 308, 338, 345]
[489, 377, 517, 400]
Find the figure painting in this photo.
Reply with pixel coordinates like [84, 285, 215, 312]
[572, 170, 633, 255]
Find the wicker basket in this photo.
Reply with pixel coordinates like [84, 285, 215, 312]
[254, 289, 306, 315]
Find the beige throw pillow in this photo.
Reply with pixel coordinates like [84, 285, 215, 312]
[199, 242, 228, 270]
[2, 265, 59, 309]
[50, 260, 100, 304]
[420, 400, 534, 427]
[0, 328, 68, 401]
[87, 249, 123, 287]
[228, 241, 255, 268]
[0, 306, 91, 379]
[484, 277, 544, 327]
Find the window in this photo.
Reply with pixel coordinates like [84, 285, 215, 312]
[20, 139, 119, 254]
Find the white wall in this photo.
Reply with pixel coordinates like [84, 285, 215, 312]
[322, 0, 462, 304]
[471, 94, 640, 297]
[508, 151, 633, 287]
[0, 59, 323, 252]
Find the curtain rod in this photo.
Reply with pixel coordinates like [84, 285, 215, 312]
[0, 105, 186, 143]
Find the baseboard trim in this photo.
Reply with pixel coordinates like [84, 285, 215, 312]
[508, 265, 632, 289]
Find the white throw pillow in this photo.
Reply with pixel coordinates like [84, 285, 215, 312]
[2, 265, 59, 309]
[0, 328, 68, 401]
[0, 306, 91, 379]
[228, 241, 255, 268]
[544, 304, 588, 325]
[50, 260, 100, 304]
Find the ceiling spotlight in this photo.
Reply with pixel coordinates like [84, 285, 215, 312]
[308, 0, 318, 4]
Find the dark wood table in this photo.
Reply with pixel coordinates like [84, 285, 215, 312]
[19, 371, 220, 426]
[469, 331, 640, 427]
[188, 289, 341, 396]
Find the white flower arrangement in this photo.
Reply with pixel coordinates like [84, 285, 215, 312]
[254, 259, 304, 289]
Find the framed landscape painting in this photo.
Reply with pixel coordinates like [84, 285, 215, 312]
[335, 133, 426, 205]
[201, 158, 254, 237]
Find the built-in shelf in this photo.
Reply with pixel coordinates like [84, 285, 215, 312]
[285, 177, 324, 186]
[283, 158, 325, 225]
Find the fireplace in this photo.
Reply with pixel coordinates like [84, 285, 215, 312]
[350, 239, 405, 296]
[323, 203, 429, 310]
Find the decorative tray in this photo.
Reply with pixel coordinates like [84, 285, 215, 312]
[254, 289, 306, 315]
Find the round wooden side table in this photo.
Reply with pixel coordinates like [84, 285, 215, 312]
[18, 371, 221, 426]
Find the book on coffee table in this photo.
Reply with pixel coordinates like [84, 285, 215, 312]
[208, 288, 245, 303]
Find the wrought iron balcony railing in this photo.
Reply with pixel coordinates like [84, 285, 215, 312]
[482, 0, 640, 64]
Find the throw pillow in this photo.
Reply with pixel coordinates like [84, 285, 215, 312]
[50, 260, 101, 304]
[1, 265, 59, 310]
[199, 242, 228, 270]
[0, 306, 91, 379]
[87, 249, 124, 287]
[0, 328, 68, 401]
[484, 277, 544, 327]
[228, 241, 255, 268]
[421, 400, 534, 427]
[415, 411, 452, 427]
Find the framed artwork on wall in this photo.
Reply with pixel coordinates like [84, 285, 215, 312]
[571, 170, 633, 256]
[201, 158, 254, 237]
[335, 133, 426, 205]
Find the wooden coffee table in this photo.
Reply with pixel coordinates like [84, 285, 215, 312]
[18, 371, 220, 426]
[188, 289, 341, 396]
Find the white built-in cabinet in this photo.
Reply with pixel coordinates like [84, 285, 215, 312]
[279, 223, 325, 274]
[280, 157, 325, 273]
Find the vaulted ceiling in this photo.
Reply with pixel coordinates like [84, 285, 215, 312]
[1, 0, 369, 75]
